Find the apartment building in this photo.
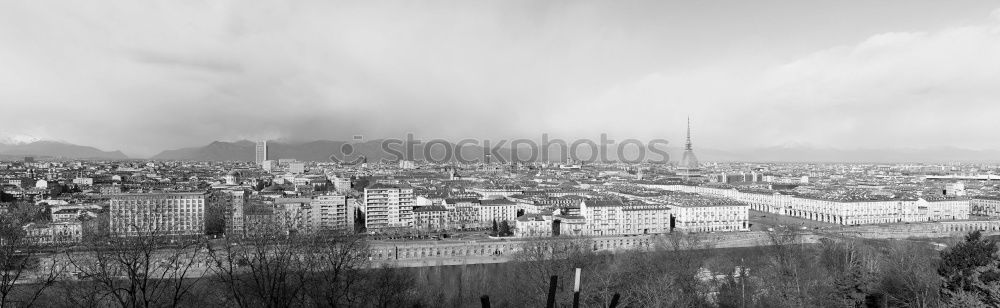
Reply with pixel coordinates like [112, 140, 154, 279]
[971, 196, 1000, 217]
[443, 198, 481, 229]
[109, 192, 207, 237]
[363, 184, 415, 232]
[413, 205, 448, 231]
[478, 199, 517, 225]
[577, 199, 674, 236]
[312, 194, 351, 231]
[648, 184, 970, 226]
[224, 189, 248, 235]
[669, 203, 749, 233]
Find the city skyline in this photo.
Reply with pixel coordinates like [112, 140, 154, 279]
[10, 130, 1000, 162]
[6, 2, 1000, 307]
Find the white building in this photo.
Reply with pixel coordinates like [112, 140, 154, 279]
[413, 205, 448, 231]
[920, 197, 969, 221]
[646, 184, 969, 226]
[24, 222, 82, 244]
[972, 196, 1000, 217]
[670, 203, 748, 233]
[364, 184, 415, 232]
[579, 199, 626, 236]
[478, 199, 517, 225]
[443, 198, 481, 229]
[289, 163, 306, 174]
[515, 214, 554, 238]
[398, 160, 416, 170]
[261, 160, 276, 173]
[578, 199, 674, 236]
[331, 175, 352, 192]
[109, 192, 207, 237]
[311, 194, 351, 231]
[50, 204, 100, 222]
[620, 203, 673, 235]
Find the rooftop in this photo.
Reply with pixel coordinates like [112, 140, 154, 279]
[480, 199, 516, 206]
[582, 199, 625, 208]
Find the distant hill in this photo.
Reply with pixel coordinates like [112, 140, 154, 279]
[0, 141, 128, 160]
[152, 140, 257, 161]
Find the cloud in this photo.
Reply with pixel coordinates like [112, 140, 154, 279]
[131, 51, 245, 74]
[1, 1, 999, 157]
[575, 8, 1000, 150]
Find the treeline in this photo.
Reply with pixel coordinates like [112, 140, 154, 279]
[2, 224, 999, 307]
[405, 230, 996, 307]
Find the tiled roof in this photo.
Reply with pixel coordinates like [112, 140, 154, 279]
[444, 198, 480, 204]
[583, 199, 625, 207]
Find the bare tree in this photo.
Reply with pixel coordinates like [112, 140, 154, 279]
[637, 231, 716, 307]
[588, 249, 664, 307]
[506, 236, 598, 307]
[0, 204, 64, 308]
[299, 232, 372, 307]
[359, 266, 417, 308]
[63, 206, 208, 308]
[207, 210, 386, 308]
[206, 221, 310, 308]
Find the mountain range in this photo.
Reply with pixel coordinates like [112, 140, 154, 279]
[0, 141, 128, 160]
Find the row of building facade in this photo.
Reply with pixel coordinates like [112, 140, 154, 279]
[645, 184, 970, 225]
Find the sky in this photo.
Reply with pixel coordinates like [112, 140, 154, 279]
[1, 0, 1000, 157]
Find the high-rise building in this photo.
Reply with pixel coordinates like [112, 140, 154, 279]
[224, 189, 248, 236]
[109, 192, 207, 237]
[677, 117, 702, 181]
[311, 194, 350, 231]
[363, 184, 415, 232]
[255, 140, 268, 165]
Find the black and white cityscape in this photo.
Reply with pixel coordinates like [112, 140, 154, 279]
[3, 1, 1000, 307]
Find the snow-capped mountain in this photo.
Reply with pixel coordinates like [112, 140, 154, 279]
[0, 134, 128, 160]
[0, 134, 42, 145]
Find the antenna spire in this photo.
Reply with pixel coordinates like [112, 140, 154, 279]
[685, 116, 692, 150]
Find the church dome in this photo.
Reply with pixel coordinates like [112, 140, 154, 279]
[679, 150, 700, 170]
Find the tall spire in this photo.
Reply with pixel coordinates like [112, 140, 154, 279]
[685, 116, 693, 150]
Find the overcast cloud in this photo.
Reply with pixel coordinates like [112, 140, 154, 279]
[1, 0, 999, 157]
